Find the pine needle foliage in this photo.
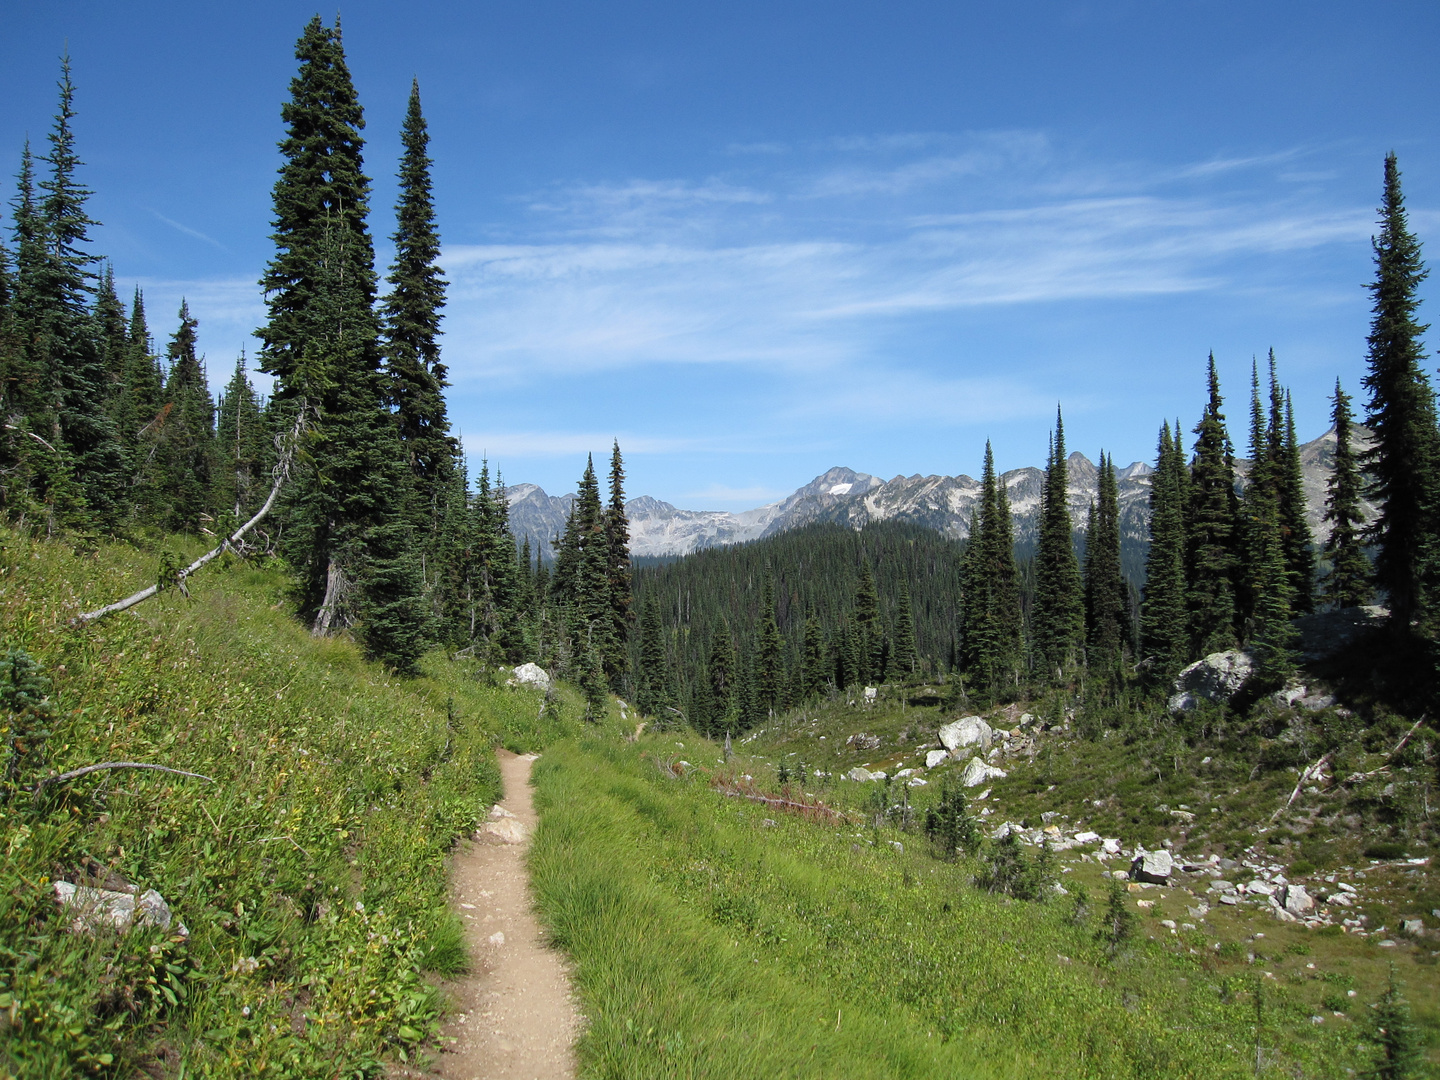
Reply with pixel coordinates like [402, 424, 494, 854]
[1140, 422, 1189, 677]
[1084, 451, 1129, 665]
[1358, 154, 1440, 638]
[1033, 409, 1084, 679]
[1323, 379, 1373, 608]
[380, 79, 456, 539]
[1186, 355, 1238, 656]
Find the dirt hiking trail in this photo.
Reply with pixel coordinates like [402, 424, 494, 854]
[432, 749, 581, 1080]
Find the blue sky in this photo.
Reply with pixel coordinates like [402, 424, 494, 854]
[4, 1, 1439, 509]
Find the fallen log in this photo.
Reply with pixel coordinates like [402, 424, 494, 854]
[71, 412, 304, 626]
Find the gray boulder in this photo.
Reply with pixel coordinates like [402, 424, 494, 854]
[1130, 849, 1174, 884]
[939, 716, 992, 753]
[508, 662, 552, 691]
[54, 881, 173, 933]
[1168, 650, 1254, 714]
[924, 749, 950, 769]
[1280, 884, 1314, 916]
[960, 756, 1007, 788]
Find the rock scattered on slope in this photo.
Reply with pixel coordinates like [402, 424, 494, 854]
[1130, 849, 1174, 885]
[939, 716, 993, 753]
[960, 757, 1007, 788]
[508, 663, 552, 691]
[1168, 650, 1254, 714]
[54, 881, 175, 934]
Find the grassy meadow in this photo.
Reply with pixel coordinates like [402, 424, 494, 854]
[528, 685, 1437, 1079]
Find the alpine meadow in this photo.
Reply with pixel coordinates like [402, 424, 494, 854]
[2, 9, 1440, 1080]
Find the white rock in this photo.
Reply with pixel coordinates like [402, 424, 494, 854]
[1401, 918, 1424, 935]
[1131, 849, 1174, 884]
[1169, 650, 1254, 714]
[54, 882, 172, 933]
[846, 766, 877, 782]
[1219, 894, 1240, 906]
[1326, 891, 1354, 907]
[507, 662, 552, 691]
[1247, 880, 1275, 897]
[1281, 884, 1314, 916]
[925, 749, 950, 769]
[960, 756, 1007, 788]
[488, 931, 505, 946]
[480, 817, 529, 844]
[1074, 831, 1100, 843]
[939, 716, 993, 753]
[1101, 838, 1122, 856]
[487, 804, 517, 820]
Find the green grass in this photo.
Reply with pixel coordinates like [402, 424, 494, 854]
[0, 530, 579, 1078]
[528, 727, 1398, 1078]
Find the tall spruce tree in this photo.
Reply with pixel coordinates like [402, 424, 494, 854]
[94, 264, 127, 419]
[706, 623, 736, 735]
[636, 593, 671, 719]
[258, 17, 377, 405]
[1278, 392, 1316, 613]
[853, 563, 882, 683]
[604, 441, 633, 684]
[380, 79, 455, 536]
[801, 614, 827, 697]
[1323, 380, 1372, 607]
[961, 442, 1023, 695]
[756, 569, 784, 711]
[155, 301, 216, 532]
[1033, 409, 1085, 678]
[214, 354, 269, 521]
[39, 60, 125, 528]
[892, 581, 917, 676]
[1140, 422, 1189, 674]
[1084, 451, 1129, 664]
[1359, 154, 1440, 637]
[1186, 356, 1238, 655]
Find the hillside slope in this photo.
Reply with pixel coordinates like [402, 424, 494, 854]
[0, 531, 574, 1078]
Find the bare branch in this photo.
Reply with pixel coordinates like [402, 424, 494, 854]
[32, 761, 217, 792]
[71, 409, 306, 626]
[1271, 752, 1333, 821]
[4, 425, 58, 453]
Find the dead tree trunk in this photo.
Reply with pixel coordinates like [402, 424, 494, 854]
[72, 410, 305, 626]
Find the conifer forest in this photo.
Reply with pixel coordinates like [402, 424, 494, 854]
[2, 13, 1440, 1080]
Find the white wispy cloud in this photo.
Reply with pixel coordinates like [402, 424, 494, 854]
[437, 152, 1373, 385]
[149, 210, 229, 251]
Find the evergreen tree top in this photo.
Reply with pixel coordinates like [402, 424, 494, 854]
[40, 54, 99, 312]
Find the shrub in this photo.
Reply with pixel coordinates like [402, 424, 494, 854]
[923, 780, 981, 860]
[1099, 877, 1136, 953]
[1364, 841, 1408, 860]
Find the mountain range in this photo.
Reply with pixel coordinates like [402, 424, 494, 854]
[508, 427, 1373, 566]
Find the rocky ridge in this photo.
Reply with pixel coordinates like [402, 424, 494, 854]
[510, 429, 1373, 562]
